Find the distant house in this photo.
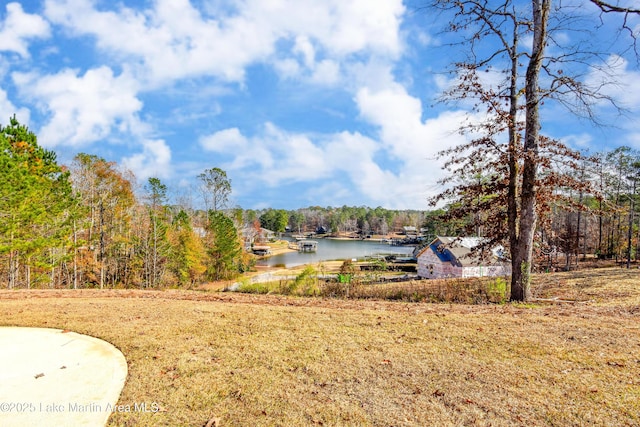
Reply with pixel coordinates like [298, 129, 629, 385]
[241, 227, 275, 248]
[415, 236, 511, 279]
[316, 225, 328, 234]
[402, 226, 417, 236]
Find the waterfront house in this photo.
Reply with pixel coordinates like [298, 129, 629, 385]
[402, 226, 418, 236]
[416, 236, 511, 279]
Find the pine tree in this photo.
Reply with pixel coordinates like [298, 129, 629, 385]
[0, 116, 74, 288]
[206, 211, 243, 280]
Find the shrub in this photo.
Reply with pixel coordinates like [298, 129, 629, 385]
[237, 281, 273, 294]
[487, 277, 508, 303]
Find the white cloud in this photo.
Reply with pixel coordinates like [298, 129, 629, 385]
[560, 133, 593, 150]
[43, 0, 405, 87]
[273, 58, 301, 79]
[201, 123, 330, 184]
[197, 92, 471, 209]
[0, 88, 30, 124]
[12, 66, 142, 148]
[200, 127, 249, 152]
[44, 0, 266, 85]
[0, 3, 50, 58]
[324, 131, 395, 200]
[582, 55, 640, 138]
[122, 138, 172, 181]
[311, 60, 340, 85]
[353, 69, 480, 207]
[587, 55, 640, 109]
[294, 36, 315, 68]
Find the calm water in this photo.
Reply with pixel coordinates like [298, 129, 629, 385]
[257, 238, 415, 268]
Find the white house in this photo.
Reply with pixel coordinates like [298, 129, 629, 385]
[416, 236, 511, 279]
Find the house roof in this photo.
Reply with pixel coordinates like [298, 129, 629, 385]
[418, 236, 507, 267]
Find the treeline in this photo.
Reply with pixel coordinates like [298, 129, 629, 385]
[0, 118, 254, 289]
[1, 117, 638, 288]
[255, 206, 445, 236]
[538, 147, 640, 268]
[0, 118, 436, 289]
[434, 144, 640, 271]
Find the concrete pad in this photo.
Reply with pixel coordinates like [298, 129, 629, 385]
[0, 327, 127, 427]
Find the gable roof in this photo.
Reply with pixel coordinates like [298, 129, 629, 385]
[417, 236, 507, 267]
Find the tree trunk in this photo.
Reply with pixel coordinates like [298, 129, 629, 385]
[8, 250, 17, 289]
[506, 21, 522, 300]
[99, 200, 105, 290]
[511, 0, 550, 301]
[627, 179, 636, 268]
[73, 219, 78, 290]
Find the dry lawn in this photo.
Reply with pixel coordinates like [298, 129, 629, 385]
[0, 267, 639, 426]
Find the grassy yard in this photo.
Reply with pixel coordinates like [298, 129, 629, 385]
[0, 267, 639, 426]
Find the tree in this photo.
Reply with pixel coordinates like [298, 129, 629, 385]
[0, 116, 75, 288]
[70, 153, 136, 288]
[428, 0, 638, 300]
[206, 211, 243, 280]
[289, 211, 305, 233]
[198, 167, 231, 212]
[259, 209, 289, 233]
[142, 177, 170, 288]
[167, 210, 206, 286]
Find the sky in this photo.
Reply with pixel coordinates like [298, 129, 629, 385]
[1, 0, 639, 210]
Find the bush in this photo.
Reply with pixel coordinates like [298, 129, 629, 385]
[237, 281, 273, 294]
[292, 266, 320, 296]
[487, 277, 508, 303]
[318, 276, 510, 304]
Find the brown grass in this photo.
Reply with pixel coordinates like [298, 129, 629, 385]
[0, 267, 639, 426]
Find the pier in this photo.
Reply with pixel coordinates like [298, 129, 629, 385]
[296, 240, 318, 252]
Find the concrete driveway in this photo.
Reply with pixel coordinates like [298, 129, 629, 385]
[0, 327, 127, 427]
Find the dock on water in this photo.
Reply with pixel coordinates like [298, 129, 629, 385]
[296, 240, 318, 252]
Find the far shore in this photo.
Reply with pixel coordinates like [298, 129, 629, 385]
[250, 232, 416, 261]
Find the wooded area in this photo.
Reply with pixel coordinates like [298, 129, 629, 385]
[0, 116, 638, 289]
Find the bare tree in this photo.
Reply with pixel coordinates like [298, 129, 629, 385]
[428, 0, 637, 300]
[197, 167, 232, 213]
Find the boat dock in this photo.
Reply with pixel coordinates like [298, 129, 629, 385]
[290, 240, 318, 252]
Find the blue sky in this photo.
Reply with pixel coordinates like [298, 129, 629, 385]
[1, 0, 639, 210]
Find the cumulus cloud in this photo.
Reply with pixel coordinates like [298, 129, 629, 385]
[122, 138, 172, 181]
[0, 2, 50, 58]
[200, 127, 248, 152]
[44, 0, 262, 84]
[200, 123, 330, 185]
[43, 0, 404, 87]
[195, 62, 472, 208]
[346, 62, 482, 206]
[12, 66, 142, 148]
[198, 87, 471, 209]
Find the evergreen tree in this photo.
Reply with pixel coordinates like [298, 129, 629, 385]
[0, 116, 74, 288]
[207, 211, 242, 280]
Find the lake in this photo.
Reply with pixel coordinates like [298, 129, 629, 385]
[257, 238, 415, 268]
